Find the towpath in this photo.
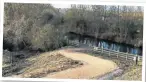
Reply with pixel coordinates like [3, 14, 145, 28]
[44, 48, 117, 79]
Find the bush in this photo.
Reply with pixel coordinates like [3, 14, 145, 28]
[4, 15, 30, 51]
[30, 24, 67, 51]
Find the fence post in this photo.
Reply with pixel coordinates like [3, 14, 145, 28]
[108, 50, 110, 57]
[136, 55, 138, 65]
[138, 56, 140, 61]
[126, 53, 128, 61]
[101, 46, 103, 53]
[117, 51, 119, 58]
[133, 55, 138, 65]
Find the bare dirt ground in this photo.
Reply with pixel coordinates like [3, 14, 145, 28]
[44, 48, 117, 79]
[12, 52, 83, 78]
[4, 48, 117, 79]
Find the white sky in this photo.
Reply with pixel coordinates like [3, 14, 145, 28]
[52, 4, 71, 8]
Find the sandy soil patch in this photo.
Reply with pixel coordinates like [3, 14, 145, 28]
[44, 48, 117, 79]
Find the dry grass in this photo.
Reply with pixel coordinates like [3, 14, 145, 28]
[114, 61, 142, 81]
[114, 66, 142, 81]
[19, 52, 83, 78]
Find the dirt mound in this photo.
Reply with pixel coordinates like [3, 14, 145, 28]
[19, 52, 83, 78]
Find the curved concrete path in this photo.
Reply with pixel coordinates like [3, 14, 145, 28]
[44, 48, 117, 79]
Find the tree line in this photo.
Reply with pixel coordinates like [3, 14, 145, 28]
[3, 3, 143, 52]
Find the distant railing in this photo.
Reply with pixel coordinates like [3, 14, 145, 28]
[68, 40, 142, 62]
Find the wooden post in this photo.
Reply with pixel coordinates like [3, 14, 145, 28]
[117, 51, 119, 58]
[101, 47, 103, 53]
[93, 46, 95, 50]
[138, 56, 140, 61]
[136, 55, 138, 65]
[96, 47, 98, 51]
[126, 53, 128, 61]
[108, 50, 110, 57]
[133, 55, 138, 65]
[133, 56, 136, 62]
[95, 47, 98, 54]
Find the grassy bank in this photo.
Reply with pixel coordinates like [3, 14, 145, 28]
[114, 61, 142, 81]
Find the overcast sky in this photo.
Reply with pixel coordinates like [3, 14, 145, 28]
[52, 4, 71, 8]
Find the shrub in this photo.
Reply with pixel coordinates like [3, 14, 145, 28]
[30, 24, 66, 51]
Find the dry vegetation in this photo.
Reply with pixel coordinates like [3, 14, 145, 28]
[17, 52, 83, 78]
[114, 61, 142, 81]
